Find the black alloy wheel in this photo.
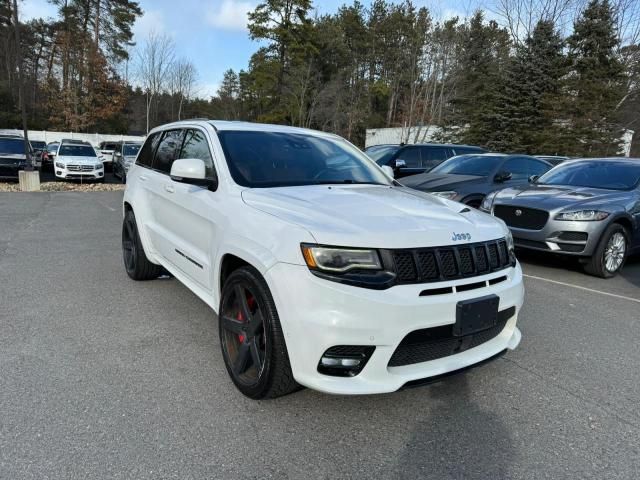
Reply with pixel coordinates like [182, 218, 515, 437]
[122, 210, 164, 280]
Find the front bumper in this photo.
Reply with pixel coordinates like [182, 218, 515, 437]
[55, 166, 104, 180]
[265, 262, 524, 395]
[507, 220, 607, 257]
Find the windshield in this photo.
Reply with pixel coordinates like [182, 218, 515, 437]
[0, 139, 26, 155]
[218, 131, 390, 188]
[537, 161, 640, 190]
[365, 145, 401, 165]
[430, 154, 503, 176]
[31, 141, 46, 149]
[47, 144, 59, 153]
[123, 144, 141, 156]
[58, 145, 97, 157]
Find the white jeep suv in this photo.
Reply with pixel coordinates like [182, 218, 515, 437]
[122, 120, 524, 399]
[55, 140, 105, 181]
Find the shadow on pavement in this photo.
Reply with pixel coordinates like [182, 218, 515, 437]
[393, 374, 515, 479]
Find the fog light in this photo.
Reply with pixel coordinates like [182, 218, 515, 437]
[56, 171, 62, 175]
[317, 345, 375, 377]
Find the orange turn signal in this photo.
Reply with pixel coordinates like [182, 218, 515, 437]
[301, 246, 317, 268]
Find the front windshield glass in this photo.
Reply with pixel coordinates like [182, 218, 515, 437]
[218, 131, 391, 188]
[123, 144, 141, 156]
[537, 161, 640, 190]
[31, 141, 46, 149]
[365, 145, 401, 165]
[58, 145, 97, 157]
[47, 144, 59, 153]
[430, 154, 504, 176]
[0, 139, 26, 155]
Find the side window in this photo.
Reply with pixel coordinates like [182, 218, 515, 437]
[421, 147, 450, 169]
[396, 147, 422, 168]
[503, 157, 551, 181]
[136, 133, 161, 168]
[154, 130, 185, 174]
[179, 129, 216, 178]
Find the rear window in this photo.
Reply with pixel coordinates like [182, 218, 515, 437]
[58, 145, 97, 157]
[0, 138, 26, 155]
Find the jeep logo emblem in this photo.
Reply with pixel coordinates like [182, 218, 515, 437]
[451, 232, 471, 242]
[515, 209, 523, 216]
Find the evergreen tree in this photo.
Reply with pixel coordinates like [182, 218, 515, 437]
[492, 20, 566, 153]
[564, 0, 625, 156]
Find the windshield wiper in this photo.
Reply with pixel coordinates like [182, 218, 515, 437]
[312, 180, 387, 186]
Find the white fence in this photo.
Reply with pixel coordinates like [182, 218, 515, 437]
[1, 129, 145, 146]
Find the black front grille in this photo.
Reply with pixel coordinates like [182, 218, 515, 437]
[388, 307, 516, 367]
[390, 239, 512, 285]
[557, 231, 588, 242]
[494, 205, 549, 230]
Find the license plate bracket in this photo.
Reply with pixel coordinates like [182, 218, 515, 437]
[454, 295, 499, 337]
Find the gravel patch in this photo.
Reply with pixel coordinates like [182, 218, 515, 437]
[0, 181, 125, 192]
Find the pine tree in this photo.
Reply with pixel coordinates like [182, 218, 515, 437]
[492, 20, 566, 153]
[564, 0, 625, 156]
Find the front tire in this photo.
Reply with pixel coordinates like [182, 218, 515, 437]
[122, 210, 164, 280]
[219, 266, 299, 399]
[583, 223, 628, 278]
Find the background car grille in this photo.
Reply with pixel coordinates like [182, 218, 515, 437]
[66, 164, 94, 172]
[494, 205, 549, 230]
[388, 306, 516, 367]
[389, 239, 512, 284]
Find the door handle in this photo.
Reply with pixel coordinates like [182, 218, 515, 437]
[164, 184, 175, 194]
[138, 175, 148, 181]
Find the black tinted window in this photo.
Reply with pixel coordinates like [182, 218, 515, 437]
[179, 129, 215, 178]
[421, 147, 450, 169]
[136, 133, 161, 168]
[537, 161, 640, 190]
[396, 147, 422, 168]
[154, 130, 185, 174]
[0, 139, 26, 154]
[503, 157, 551, 180]
[218, 131, 390, 188]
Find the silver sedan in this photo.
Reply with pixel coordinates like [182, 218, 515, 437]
[481, 158, 640, 278]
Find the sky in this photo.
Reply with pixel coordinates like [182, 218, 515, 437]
[20, 0, 478, 98]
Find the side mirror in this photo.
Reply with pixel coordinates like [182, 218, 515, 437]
[494, 171, 512, 183]
[381, 165, 395, 178]
[394, 158, 407, 169]
[528, 174, 539, 183]
[170, 158, 217, 190]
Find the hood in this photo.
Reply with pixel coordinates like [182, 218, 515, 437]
[242, 185, 506, 248]
[57, 155, 100, 164]
[401, 173, 486, 191]
[493, 184, 631, 210]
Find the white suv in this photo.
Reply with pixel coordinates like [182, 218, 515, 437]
[54, 141, 105, 181]
[122, 120, 524, 399]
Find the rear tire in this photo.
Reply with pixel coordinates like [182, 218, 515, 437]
[122, 210, 164, 280]
[219, 266, 299, 399]
[583, 223, 628, 278]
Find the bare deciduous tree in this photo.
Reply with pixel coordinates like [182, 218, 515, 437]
[169, 59, 196, 121]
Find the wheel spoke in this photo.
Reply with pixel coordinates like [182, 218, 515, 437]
[249, 338, 263, 371]
[233, 343, 250, 375]
[122, 240, 133, 252]
[249, 309, 264, 335]
[235, 285, 252, 322]
[221, 315, 245, 335]
[125, 220, 134, 241]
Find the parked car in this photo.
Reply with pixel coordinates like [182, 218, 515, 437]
[481, 158, 640, 278]
[98, 141, 118, 169]
[122, 120, 524, 399]
[535, 155, 570, 166]
[112, 141, 142, 182]
[365, 143, 487, 178]
[0, 136, 29, 180]
[402, 153, 553, 208]
[29, 140, 46, 170]
[54, 140, 105, 182]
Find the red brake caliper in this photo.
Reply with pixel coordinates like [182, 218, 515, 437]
[237, 294, 256, 344]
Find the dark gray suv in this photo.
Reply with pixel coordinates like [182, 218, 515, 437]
[482, 158, 640, 278]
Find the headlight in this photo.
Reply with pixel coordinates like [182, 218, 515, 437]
[480, 192, 497, 212]
[95, 163, 103, 170]
[301, 244, 382, 273]
[506, 230, 514, 252]
[55, 162, 65, 168]
[555, 210, 609, 221]
[431, 191, 458, 200]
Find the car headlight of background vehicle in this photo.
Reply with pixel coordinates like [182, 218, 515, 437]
[555, 210, 609, 221]
[55, 162, 65, 169]
[431, 191, 458, 200]
[480, 192, 498, 212]
[301, 245, 381, 272]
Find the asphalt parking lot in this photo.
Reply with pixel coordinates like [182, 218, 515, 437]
[1, 192, 639, 480]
